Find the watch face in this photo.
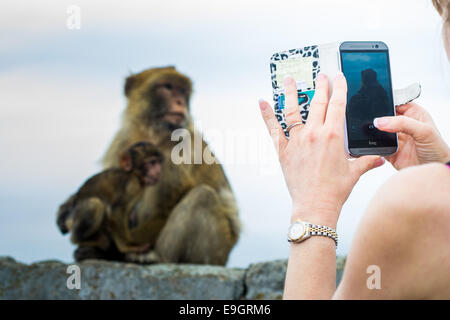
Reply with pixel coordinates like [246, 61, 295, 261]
[289, 221, 306, 241]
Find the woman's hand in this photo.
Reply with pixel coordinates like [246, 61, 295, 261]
[374, 102, 450, 170]
[259, 73, 384, 228]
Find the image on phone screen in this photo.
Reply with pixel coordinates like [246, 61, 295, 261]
[340, 50, 397, 151]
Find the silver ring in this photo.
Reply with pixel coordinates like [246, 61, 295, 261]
[286, 121, 302, 133]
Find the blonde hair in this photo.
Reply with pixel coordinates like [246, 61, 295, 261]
[433, 0, 450, 61]
[432, 0, 450, 22]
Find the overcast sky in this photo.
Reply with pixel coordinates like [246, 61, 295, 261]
[0, 0, 449, 268]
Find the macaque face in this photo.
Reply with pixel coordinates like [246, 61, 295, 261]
[140, 156, 163, 186]
[153, 82, 189, 130]
[124, 68, 192, 131]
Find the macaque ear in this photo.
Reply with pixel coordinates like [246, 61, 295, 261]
[124, 74, 137, 97]
[119, 152, 133, 172]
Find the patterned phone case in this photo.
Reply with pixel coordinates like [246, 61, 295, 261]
[270, 42, 341, 137]
[269, 42, 421, 137]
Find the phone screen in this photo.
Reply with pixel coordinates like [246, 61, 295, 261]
[340, 50, 397, 149]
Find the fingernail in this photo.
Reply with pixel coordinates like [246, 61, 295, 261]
[283, 75, 294, 85]
[258, 99, 267, 110]
[373, 117, 388, 128]
[374, 157, 385, 167]
[336, 71, 344, 79]
[317, 73, 326, 81]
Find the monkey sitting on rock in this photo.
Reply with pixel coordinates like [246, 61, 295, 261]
[102, 66, 241, 266]
[56, 141, 163, 261]
[58, 66, 240, 265]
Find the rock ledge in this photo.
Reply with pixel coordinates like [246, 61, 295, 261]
[0, 256, 345, 300]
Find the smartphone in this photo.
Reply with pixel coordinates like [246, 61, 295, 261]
[339, 41, 397, 157]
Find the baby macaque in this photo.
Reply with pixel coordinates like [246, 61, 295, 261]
[56, 141, 163, 261]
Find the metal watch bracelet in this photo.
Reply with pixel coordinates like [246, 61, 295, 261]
[287, 219, 338, 248]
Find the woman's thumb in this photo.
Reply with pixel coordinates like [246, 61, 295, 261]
[373, 115, 432, 142]
[352, 156, 385, 176]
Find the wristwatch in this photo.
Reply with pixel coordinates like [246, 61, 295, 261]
[287, 219, 338, 248]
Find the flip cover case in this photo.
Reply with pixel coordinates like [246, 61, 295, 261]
[269, 42, 421, 137]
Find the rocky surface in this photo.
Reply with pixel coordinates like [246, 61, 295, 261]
[0, 256, 346, 300]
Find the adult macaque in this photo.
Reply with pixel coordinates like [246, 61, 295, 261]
[102, 66, 240, 265]
[56, 142, 163, 261]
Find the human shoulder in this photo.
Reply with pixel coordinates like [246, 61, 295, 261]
[377, 162, 450, 214]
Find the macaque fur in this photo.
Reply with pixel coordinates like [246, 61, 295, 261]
[102, 66, 240, 265]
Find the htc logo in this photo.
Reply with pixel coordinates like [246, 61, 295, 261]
[369, 140, 377, 146]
